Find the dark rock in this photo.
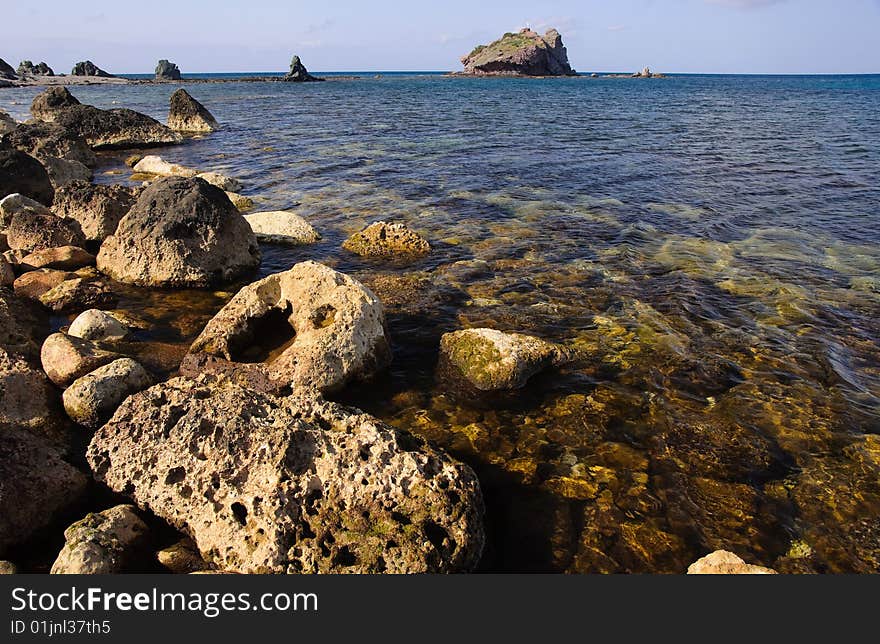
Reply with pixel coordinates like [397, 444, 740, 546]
[460, 28, 576, 76]
[168, 89, 218, 133]
[0, 288, 50, 361]
[2, 122, 98, 167]
[17, 60, 54, 77]
[71, 61, 113, 77]
[53, 181, 138, 242]
[155, 60, 181, 81]
[0, 149, 54, 205]
[30, 87, 80, 122]
[6, 211, 85, 253]
[283, 55, 322, 82]
[0, 59, 15, 80]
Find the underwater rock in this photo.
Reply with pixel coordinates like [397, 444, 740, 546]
[185, 261, 390, 394]
[87, 375, 486, 573]
[6, 210, 85, 253]
[687, 550, 777, 574]
[20, 246, 94, 272]
[168, 89, 219, 133]
[0, 149, 54, 206]
[51, 505, 148, 574]
[342, 221, 430, 258]
[97, 176, 260, 288]
[63, 358, 152, 428]
[460, 28, 576, 76]
[243, 210, 320, 245]
[439, 328, 573, 391]
[68, 309, 128, 342]
[155, 60, 182, 81]
[52, 181, 138, 242]
[40, 332, 123, 387]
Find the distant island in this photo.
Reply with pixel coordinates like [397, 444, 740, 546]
[457, 28, 577, 77]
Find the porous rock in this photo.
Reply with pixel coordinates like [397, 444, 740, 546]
[51, 505, 148, 574]
[63, 358, 152, 428]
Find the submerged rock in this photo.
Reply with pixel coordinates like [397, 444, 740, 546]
[71, 61, 113, 77]
[51, 505, 148, 574]
[68, 309, 128, 342]
[687, 550, 777, 575]
[283, 55, 322, 82]
[97, 176, 260, 288]
[460, 28, 576, 76]
[0, 149, 54, 205]
[131, 155, 197, 178]
[52, 181, 138, 242]
[168, 89, 219, 133]
[243, 210, 320, 245]
[186, 261, 390, 394]
[87, 375, 485, 573]
[155, 59, 182, 81]
[440, 328, 573, 391]
[63, 358, 152, 428]
[40, 332, 123, 387]
[342, 221, 430, 258]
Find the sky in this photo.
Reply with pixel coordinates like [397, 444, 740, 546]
[3, 0, 879, 74]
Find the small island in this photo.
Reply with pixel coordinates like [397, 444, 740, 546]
[457, 28, 577, 77]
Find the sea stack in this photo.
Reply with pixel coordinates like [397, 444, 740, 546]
[17, 61, 54, 77]
[283, 55, 322, 82]
[155, 60, 182, 81]
[460, 28, 576, 76]
[72, 61, 113, 77]
[0, 58, 16, 80]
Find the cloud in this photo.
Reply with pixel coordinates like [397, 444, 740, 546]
[705, 0, 787, 8]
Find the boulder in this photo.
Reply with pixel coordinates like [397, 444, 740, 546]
[13, 269, 75, 300]
[53, 181, 138, 242]
[17, 61, 54, 77]
[0, 259, 13, 287]
[3, 122, 97, 167]
[68, 309, 128, 342]
[168, 89, 219, 133]
[43, 157, 93, 189]
[39, 276, 117, 313]
[342, 221, 430, 257]
[51, 505, 148, 574]
[6, 211, 85, 253]
[20, 245, 94, 271]
[29, 87, 80, 123]
[0, 425, 87, 556]
[0, 193, 51, 229]
[439, 328, 574, 391]
[687, 550, 777, 575]
[157, 539, 210, 573]
[0, 110, 17, 136]
[97, 176, 260, 288]
[40, 332, 122, 387]
[155, 60, 182, 81]
[0, 149, 54, 205]
[195, 171, 241, 192]
[131, 155, 197, 178]
[186, 261, 390, 394]
[71, 61, 113, 78]
[0, 58, 15, 80]
[283, 55, 322, 82]
[86, 375, 485, 573]
[460, 28, 576, 76]
[244, 211, 320, 245]
[63, 358, 152, 428]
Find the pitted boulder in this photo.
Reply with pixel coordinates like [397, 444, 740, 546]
[53, 181, 138, 242]
[87, 375, 485, 573]
[185, 261, 390, 394]
[51, 505, 148, 574]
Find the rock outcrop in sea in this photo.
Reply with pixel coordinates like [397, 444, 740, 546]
[460, 28, 576, 76]
[284, 55, 322, 82]
[155, 59, 182, 81]
[17, 60, 54, 77]
[0, 59, 16, 80]
[343, 221, 431, 258]
[167, 89, 219, 133]
[71, 61, 113, 77]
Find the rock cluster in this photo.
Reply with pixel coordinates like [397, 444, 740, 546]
[17, 60, 54, 77]
[71, 61, 113, 77]
[460, 28, 576, 76]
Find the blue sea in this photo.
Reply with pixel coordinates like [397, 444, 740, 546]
[3, 73, 879, 572]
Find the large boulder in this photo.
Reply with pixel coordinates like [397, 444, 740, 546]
[97, 176, 260, 288]
[51, 505, 148, 574]
[0, 425, 87, 556]
[243, 211, 320, 245]
[30, 87, 80, 123]
[168, 89, 219, 133]
[343, 221, 430, 258]
[439, 328, 574, 391]
[40, 332, 122, 387]
[87, 375, 485, 573]
[283, 55, 322, 82]
[6, 211, 85, 253]
[155, 60, 181, 81]
[53, 181, 138, 242]
[63, 358, 152, 428]
[460, 28, 576, 76]
[185, 261, 390, 394]
[0, 149, 54, 205]
[687, 550, 777, 575]
[2, 122, 97, 167]
[71, 61, 113, 77]
[17, 61, 54, 77]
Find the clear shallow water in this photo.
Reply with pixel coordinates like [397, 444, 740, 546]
[4, 74, 880, 572]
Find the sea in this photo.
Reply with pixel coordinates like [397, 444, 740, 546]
[3, 72, 879, 572]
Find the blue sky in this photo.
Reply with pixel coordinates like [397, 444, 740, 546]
[3, 0, 879, 74]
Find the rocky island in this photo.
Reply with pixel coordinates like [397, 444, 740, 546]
[458, 28, 577, 77]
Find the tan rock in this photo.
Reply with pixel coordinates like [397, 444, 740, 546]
[687, 550, 777, 575]
[157, 539, 210, 574]
[20, 246, 94, 271]
[13, 269, 74, 300]
[68, 309, 128, 342]
[63, 358, 152, 428]
[131, 155, 197, 178]
[51, 505, 148, 574]
[343, 220, 430, 257]
[0, 259, 13, 287]
[40, 332, 122, 387]
[243, 211, 320, 245]
[195, 172, 241, 192]
[53, 181, 138, 242]
[38, 277, 117, 313]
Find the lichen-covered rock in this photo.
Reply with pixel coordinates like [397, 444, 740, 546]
[6, 211, 85, 253]
[63, 358, 152, 428]
[3, 122, 97, 167]
[185, 261, 390, 394]
[168, 89, 219, 133]
[20, 246, 94, 271]
[68, 309, 128, 342]
[39, 276, 117, 313]
[71, 61, 113, 78]
[244, 211, 320, 245]
[439, 328, 573, 391]
[155, 60, 182, 81]
[131, 155, 197, 178]
[40, 332, 122, 387]
[0, 425, 87, 556]
[97, 176, 260, 288]
[52, 181, 138, 242]
[195, 172, 241, 192]
[51, 505, 148, 574]
[461, 28, 576, 76]
[342, 221, 430, 258]
[0, 193, 51, 229]
[157, 539, 210, 573]
[13, 269, 75, 301]
[687, 550, 777, 575]
[0, 149, 54, 205]
[87, 375, 485, 573]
